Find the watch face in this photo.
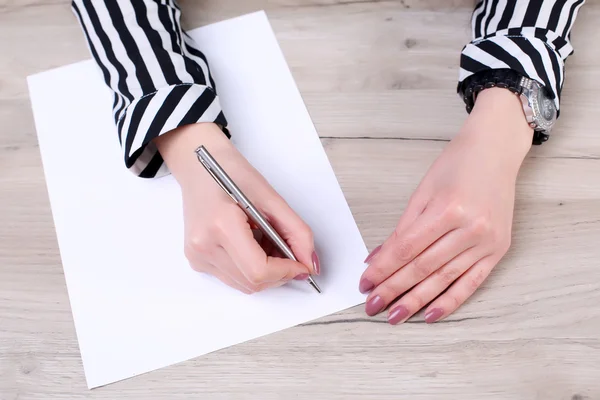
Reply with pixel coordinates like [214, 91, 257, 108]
[538, 89, 556, 121]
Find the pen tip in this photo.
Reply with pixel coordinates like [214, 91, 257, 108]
[307, 277, 322, 293]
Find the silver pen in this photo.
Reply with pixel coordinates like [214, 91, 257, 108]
[195, 145, 321, 293]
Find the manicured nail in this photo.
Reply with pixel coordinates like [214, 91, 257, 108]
[424, 308, 444, 324]
[312, 251, 321, 275]
[294, 273, 309, 281]
[365, 295, 385, 316]
[388, 306, 410, 325]
[364, 245, 382, 264]
[359, 278, 375, 294]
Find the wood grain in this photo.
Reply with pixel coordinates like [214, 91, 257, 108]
[1, 1, 600, 399]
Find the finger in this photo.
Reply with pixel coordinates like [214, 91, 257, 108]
[362, 196, 427, 266]
[386, 248, 486, 325]
[186, 256, 212, 274]
[254, 229, 286, 258]
[220, 213, 309, 286]
[187, 245, 255, 293]
[423, 255, 498, 324]
[204, 264, 254, 295]
[395, 194, 428, 237]
[364, 225, 481, 312]
[363, 196, 427, 266]
[193, 245, 292, 293]
[360, 204, 461, 293]
[255, 229, 277, 257]
[188, 257, 253, 294]
[269, 248, 285, 259]
[210, 247, 259, 291]
[259, 197, 318, 275]
[363, 227, 477, 316]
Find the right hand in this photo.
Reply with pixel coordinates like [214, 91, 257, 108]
[155, 123, 319, 294]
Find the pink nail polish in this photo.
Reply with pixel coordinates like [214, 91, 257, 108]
[365, 295, 385, 316]
[312, 251, 321, 275]
[364, 245, 382, 264]
[359, 278, 375, 294]
[388, 306, 410, 325]
[424, 308, 444, 324]
[294, 273, 309, 281]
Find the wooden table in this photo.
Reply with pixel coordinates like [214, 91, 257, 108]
[2, 1, 599, 399]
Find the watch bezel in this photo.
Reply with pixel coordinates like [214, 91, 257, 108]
[519, 77, 557, 133]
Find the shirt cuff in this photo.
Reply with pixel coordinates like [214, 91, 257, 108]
[117, 83, 229, 178]
[458, 28, 567, 113]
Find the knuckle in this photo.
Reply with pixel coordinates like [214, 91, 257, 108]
[468, 276, 481, 291]
[301, 227, 314, 246]
[291, 222, 314, 247]
[468, 269, 487, 291]
[442, 200, 466, 225]
[366, 264, 386, 280]
[436, 267, 461, 286]
[470, 216, 492, 238]
[185, 232, 212, 258]
[390, 234, 414, 262]
[412, 256, 433, 280]
[406, 294, 425, 311]
[447, 294, 461, 310]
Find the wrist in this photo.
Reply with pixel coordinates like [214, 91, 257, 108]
[155, 123, 231, 186]
[463, 87, 534, 158]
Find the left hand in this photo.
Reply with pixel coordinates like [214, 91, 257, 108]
[360, 88, 534, 324]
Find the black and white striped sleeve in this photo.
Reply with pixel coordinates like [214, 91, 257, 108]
[71, 0, 228, 178]
[459, 0, 586, 113]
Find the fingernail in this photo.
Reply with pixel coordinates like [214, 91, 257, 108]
[364, 245, 382, 264]
[365, 295, 385, 316]
[294, 273, 309, 281]
[312, 251, 321, 275]
[424, 308, 444, 324]
[388, 306, 410, 325]
[359, 278, 375, 294]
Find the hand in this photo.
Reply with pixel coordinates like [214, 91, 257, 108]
[360, 88, 534, 324]
[156, 123, 319, 294]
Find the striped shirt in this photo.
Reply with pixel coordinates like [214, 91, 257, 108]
[71, 0, 585, 179]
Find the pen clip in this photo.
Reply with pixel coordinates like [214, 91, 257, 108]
[197, 156, 239, 205]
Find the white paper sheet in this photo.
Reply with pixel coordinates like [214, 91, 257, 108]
[27, 11, 367, 389]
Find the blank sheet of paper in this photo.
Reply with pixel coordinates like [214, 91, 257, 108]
[27, 11, 367, 389]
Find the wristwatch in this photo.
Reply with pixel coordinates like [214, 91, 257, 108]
[459, 69, 557, 145]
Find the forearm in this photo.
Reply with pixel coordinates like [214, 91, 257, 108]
[71, 0, 228, 178]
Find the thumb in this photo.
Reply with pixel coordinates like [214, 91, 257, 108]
[261, 197, 319, 276]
